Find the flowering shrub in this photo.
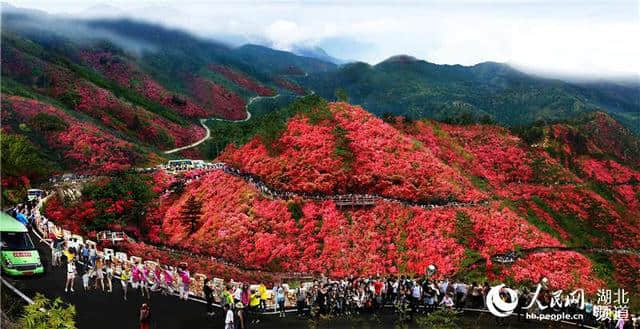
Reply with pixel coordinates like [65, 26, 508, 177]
[579, 159, 640, 185]
[221, 115, 348, 194]
[503, 251, 602, 292]
[149, 171, 470, 277]
[466, 205, 562, 257]
[209, 64, 275, 96]
[332, 103, 483, 203]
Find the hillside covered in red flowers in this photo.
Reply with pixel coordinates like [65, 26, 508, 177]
[42, 100, 640, 299]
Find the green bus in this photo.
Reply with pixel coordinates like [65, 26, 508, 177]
[0, 212, 44, 276]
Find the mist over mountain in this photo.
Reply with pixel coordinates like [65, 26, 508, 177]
[1, 3, 638, 135]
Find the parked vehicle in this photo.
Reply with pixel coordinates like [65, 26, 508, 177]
[27, 189, 45, 201]
[0, 212, 44, 276]
[167, 159, 194, 170]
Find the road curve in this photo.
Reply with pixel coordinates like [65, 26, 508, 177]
[163, 94, 281, 154]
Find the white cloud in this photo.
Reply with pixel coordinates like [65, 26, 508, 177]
[7, 0, 639, 76]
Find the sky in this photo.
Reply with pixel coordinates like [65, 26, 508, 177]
[6, 0, 640, 78]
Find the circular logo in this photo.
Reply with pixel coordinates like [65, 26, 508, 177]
[486, 284, 519, 317]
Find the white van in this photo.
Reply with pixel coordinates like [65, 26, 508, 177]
[167, 159, 194, 170]
[27, 189, 45, 201]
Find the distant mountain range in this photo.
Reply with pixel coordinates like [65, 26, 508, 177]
[1, 2, 638, 138]
[298, 55, 639, 132]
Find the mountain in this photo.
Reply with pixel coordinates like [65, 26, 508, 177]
[42, 98, 640, 298]
[291, 45, 349, 65]
[297, 56, 640, 133]
[2, 5, 638, 305]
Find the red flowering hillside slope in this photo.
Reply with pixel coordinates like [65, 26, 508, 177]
[221, 103, 484, 203]
[2, 95, 146, 172]
[41, 100, 638, 295]
[80, 50, 211, 118]
[2, 45, 205, 149]
[139, 103, 638, 292]
[209, 64, 275, 97]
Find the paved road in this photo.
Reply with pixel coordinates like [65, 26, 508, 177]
[163, 94, 280, 154]
[5, 231, 233, 329]
[4, 230, 590, 329]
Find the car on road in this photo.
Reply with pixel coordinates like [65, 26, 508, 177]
[0, 212, 44, 276]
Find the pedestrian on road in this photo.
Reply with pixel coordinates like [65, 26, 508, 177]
[139, 303, 151, 329]
[121, 265, 131, 301]
[236, 302, 246, 329]
[178, 263, 190, 300]
[105, 259, 114, 293]
[65, 260, 76, 292]
[203, 278, 214, 316]
[224, 304, 234, 329]
[95, 258, 105, 291]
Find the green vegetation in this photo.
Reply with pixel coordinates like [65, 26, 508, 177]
[334, 88, 349, 102]
[19, 294, 77, 329]
[414, 310, 461, 329]
[1, 134, 50, 179]
[332, 126, 354, 169]
[28, 113, 68, 132]
[288, 201, 304, 222]
[306, 60, 639, 134]
[81, 171, 155, 231]
[530, 196, 612, 247]
[453, 211, 474, 246]
[202, 95, 328, 158]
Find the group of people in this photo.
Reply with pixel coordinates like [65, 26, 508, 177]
[54, 240, 193, 301]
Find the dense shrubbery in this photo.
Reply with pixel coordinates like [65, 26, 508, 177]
[45, 171, 155, 234]
[3, 95, 145, 172]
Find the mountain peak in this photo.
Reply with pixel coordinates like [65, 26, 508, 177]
[379, 54, 421, 65]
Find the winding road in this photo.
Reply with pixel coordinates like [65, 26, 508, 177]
[163, 94, 280, 154]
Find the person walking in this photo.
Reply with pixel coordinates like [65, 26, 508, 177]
[224, 304, 234, 329]
[249, 289, 260, 324]
[236, 302, 246, 329]
[121, 265, 131, 301]
[89, 244, 97, 267]
[95, 258, 105, 291]
[105, 260, 114, 293]
[258, 283, 268, 311]
[65, 260, 76, 293]
[204, 278, 215, 316]
[139, 263, 150, 299]
[178, 264, 190, 300]
[139, 303, 151, 329]
[277, 286, 286, 318]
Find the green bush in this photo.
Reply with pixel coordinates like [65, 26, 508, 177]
[29, 113, 68, 132]
[19, 294, 77, 329]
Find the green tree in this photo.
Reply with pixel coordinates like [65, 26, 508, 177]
[180, 195, 203, 233]
[19, 294, 77, 329]
[81, 171, 155, 231]
[0, 134, 48, 178]
[29, 113, 68, 132]
[334, 88, 349, 102]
